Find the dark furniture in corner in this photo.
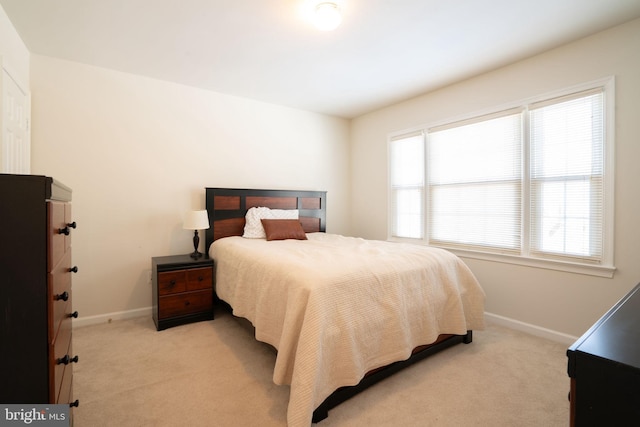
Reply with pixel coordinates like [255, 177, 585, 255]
[152, 254, 214, 330]
[567, 282, 640, 426]
[0, 173, 79, 413]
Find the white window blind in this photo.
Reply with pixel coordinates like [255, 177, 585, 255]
[388, 79, 613, 275]
[529, 90, 604, 261]
[390, 132, 424, 239]
[428, 111, 522, 251]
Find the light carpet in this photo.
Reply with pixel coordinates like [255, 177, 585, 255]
[73, 309, 570, 426]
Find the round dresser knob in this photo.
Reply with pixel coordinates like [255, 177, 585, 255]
[55, 291, 69, 302]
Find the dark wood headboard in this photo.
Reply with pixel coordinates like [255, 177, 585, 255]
[204, 188, 327, 255]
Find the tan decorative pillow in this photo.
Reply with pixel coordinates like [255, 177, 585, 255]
[260, 219, 308, 241]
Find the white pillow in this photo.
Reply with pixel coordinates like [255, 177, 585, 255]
[243, 207, 299, 238]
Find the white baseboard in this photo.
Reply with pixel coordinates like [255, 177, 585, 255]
[73, 306, 152, 328]
[484, 312, 578, 346]
[71, 306, 579, 345]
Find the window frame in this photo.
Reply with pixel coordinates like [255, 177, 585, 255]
[387, 77, 615, 278]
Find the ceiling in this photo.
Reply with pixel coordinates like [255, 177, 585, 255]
[2, 0, 640, 118]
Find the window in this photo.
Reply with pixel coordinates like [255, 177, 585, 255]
[390, 132, 424, 239]
[428, 110, 522, 252]
[529, 90, 604, 261]
[389, 79, 614, 277]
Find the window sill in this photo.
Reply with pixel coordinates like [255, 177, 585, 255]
[388, 237, 615, 278]
[444, 247, 616, 278]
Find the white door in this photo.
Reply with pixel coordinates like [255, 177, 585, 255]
[1, 67, 30, 174]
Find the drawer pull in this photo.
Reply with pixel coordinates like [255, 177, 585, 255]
[57, 355, 79, 365]
[55, 291, 69, 302]
[169, 280, 176, 286]
[69, 400, 79, 408]
[68, 311, 79, 318]
[69, 266, 79, 273]
[58, 222, 77, 235]
[198, 276, 204, 281]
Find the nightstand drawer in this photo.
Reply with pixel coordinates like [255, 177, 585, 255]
[186, 267, 212, 291]
[158, 271, 187, 295]
[152, 254, 214, 330]
[158, 289, 213, 319]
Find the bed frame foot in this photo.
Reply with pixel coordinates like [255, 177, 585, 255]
[312, 407, 328, 423]
[463, 330, 473, 344]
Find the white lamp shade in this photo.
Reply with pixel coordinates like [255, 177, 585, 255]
[183, 210, 210, 230]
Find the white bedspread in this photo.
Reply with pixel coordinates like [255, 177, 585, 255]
[210, 233, 485, 427]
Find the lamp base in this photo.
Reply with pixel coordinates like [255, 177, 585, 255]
[190, 230, 202, 259]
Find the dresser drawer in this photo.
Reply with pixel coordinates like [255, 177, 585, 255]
[56, 340, 74, 405]
[158, 289, 213, 319]
[158, 270, 188, 295]
[186, 267, 212, 291]
[50, 315, 73, 403]
[48, 201, 67, 269]
[49, 252, 72, 341]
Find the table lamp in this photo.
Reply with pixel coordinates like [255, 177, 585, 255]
[183, 210, 210, 258]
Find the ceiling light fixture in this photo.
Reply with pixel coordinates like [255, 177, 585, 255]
[314, 2, 342, 31]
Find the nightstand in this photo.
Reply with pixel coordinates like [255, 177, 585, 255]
[152, 254, 214, 331]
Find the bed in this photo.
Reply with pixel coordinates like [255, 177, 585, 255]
[204, 187, 485, 426]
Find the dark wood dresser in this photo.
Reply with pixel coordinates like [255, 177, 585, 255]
[152, 254, 214, 331]
[567, 282, 640, 426]
[0, 174, 79, 411]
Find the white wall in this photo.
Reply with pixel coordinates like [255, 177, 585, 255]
[29, 55, 350, 321]
[350, 18, 640, 338]
[8, 1, 640, 337]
